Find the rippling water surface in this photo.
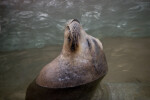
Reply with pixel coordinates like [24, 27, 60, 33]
[0, 0, 150, 100]
[0, 0, 150, 51]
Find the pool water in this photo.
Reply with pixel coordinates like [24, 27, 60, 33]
[0, 37, 150, 100]
[0, 0, 150, 51]
[0, 0, 150, 99]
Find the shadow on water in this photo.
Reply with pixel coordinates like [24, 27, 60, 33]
[26, 79, 102, 100]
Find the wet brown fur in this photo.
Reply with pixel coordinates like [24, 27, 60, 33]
[35, 19, 108, 88]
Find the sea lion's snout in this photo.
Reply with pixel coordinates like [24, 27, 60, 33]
[65, 19, 81, 52]
[71, 19, 80, 24]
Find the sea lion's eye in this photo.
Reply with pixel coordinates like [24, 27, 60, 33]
[68, 36, 71, 42]
[67, 26, 71, 33]
[67, 26, 69, 30]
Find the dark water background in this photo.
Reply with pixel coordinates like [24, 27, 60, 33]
[0, 0, 150, 100]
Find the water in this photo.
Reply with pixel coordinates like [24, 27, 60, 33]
[0, 0, 150, 51]
[0, 38, 150, 100]
[0, 0, 150, 100]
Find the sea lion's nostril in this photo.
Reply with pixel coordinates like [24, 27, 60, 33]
[72, 19, 80, 24]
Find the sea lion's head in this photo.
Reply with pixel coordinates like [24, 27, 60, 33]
[63, 19, 86, 54]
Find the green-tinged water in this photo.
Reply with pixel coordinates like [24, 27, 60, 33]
[0, 0, 150, 51]
[0, 38, 150, 100]
[0, 0, 150, 99]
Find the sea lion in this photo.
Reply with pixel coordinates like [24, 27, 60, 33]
[26, 19, 108, 100]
